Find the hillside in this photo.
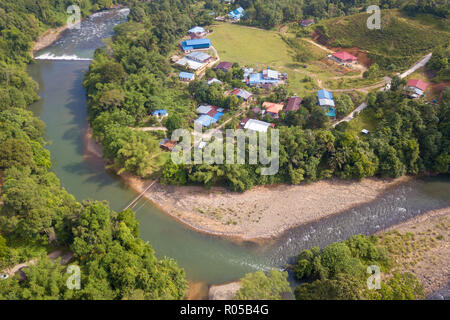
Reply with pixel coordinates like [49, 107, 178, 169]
[318, 10, 449, 70]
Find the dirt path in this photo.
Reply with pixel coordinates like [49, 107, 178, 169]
[302, 38, 334, 54]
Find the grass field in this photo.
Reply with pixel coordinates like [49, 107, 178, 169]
[209, 23, 335, 96]
[321, 9, 449, 70]
[209, 23, 295, 68]
[345, 106, 378, 137]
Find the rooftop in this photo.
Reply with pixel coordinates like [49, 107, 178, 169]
[406, 79, 428, 91]
[263, 102, 284, 114]
[317, 89, 333, 100]
[188, 26, 206, 34]
[333, 51, 357, 62]
[244, 119, 272, 133]
[285, 97, 302, 112]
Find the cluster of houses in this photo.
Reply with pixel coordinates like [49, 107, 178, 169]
[238, 96, 302, 133]
[175, 51, 215, 76]
[176, 28, 214, 82]
[243, 68, 287, 88]
[195, 105, 225, 127]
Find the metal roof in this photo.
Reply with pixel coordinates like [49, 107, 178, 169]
[317, 89, 333, 100]
[244, 119, 272, 133]
[188, 26, 205, 34]
[319, 98, 335, 107]
[179, 72, 195, 80]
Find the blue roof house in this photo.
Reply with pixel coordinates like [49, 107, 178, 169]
[152, 109, 168, 117]
[179, 72, 195, 82]
[317, 90, 336, 118]
[228, 7, 245, 20]
[195, 115, 217, 127]
[317, 89, 333, 100]
[181, 38, 211, 52]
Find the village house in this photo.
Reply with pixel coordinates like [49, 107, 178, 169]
[160, 139, 177, 152]
[285, 96, 302, 112]
[331, 51, 358, 64]
[300, 19, 314, 27]
[207, 78, 223, 86]
[188, 26, 207, 39]
[175, 51, 213, 75]
[404, 79, 428, 99]
[215, 61, 233, 73]
[231, 88, 253, 101]
[152, 109, 168, 119]
[248, 68, 280, 87]
[317, 89, 336, 119]
[243, 119, 274, 133]
[195, 105, 224, 127]
[262, 102, 284, 118]
[228, 7, 245, 21]
[180, 38, 211, 52]
[179, 72, 195, 82]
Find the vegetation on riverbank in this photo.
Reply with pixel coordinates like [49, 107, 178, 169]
[0, 0, 187, 300]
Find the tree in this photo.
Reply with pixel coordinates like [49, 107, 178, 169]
[0, 138, 34, 169]
[234, 270, 292, 300]
[165, 114, 184, 137]
[295, 274, 363, 300]
[335, 94, 354, 118]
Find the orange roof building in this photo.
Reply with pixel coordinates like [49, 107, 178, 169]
[262, 102, 284, 115]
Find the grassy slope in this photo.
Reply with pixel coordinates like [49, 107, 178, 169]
[322, 10, 449, 70]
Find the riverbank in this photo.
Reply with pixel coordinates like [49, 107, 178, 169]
[377, 207, 450, 295]
[84, 126, 414, 242]
[31, 25, 70, 58]
[125, 173, 412, 242]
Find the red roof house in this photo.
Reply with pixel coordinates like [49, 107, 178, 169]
[406, 79, 428, 92]
[263, 102, 284, 115]
[332, 51, 357, 63]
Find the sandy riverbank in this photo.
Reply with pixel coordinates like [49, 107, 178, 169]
[122, 172, 412, 242]
[31, 25, 70, 58]
[84, 126, 413, 241]
[376, 207, 450, 295]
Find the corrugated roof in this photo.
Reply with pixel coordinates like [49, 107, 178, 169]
[286, 97, 302, 112]
[319, 98, 335, 107]
[318, 89, 333, 100]
[406, 79, 428, 91]
[333, 51, 357, 62]
[215, 62, 233, 71]
[195, 115, 217, 127]
[179, 72, 195, 80]
[188, 26, 205, 34]
[175, 57, 205, 70]
[263, 102, 284, 114]
[244, 119, 272, 133]
[197, 105, 212, 114]
[187, 51, 211, 62]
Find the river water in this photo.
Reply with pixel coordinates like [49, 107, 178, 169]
[28, 9, 450, 286]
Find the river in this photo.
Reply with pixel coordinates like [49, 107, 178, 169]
[28, 9, 450, 289]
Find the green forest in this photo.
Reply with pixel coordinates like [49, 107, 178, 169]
[0, 0, 448, 301]
[0, 0, 187, 300]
